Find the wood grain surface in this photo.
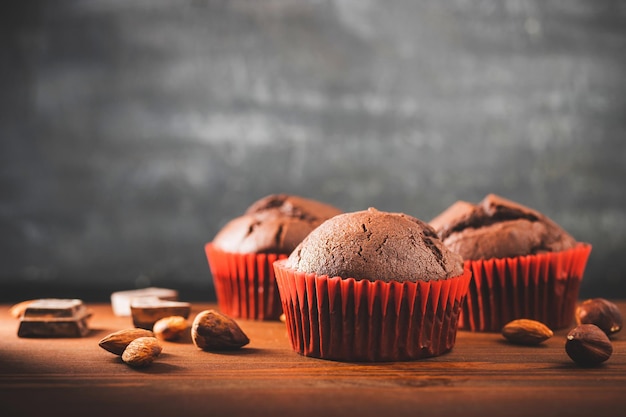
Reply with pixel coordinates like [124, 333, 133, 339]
[1, 302, 625, 417]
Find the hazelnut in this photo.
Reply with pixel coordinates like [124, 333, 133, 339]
[576, 298, 622, 336]
[565, 324, 613, 367]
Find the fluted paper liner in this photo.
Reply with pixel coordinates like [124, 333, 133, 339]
[273, 260, 472, 362]
[459, 243, 592, 332]
[205, 243, 287, 320]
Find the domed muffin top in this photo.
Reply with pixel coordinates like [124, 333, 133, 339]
[212, 194, 342, 254]
[429, 194, 577, 260]
[244, 194, 342, 221]
[284, 207, 464, 282]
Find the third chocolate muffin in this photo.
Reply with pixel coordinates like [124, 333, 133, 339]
[430, 194, 592, 332]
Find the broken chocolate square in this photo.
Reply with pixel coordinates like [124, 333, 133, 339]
[130, 297, 191, 330]
[110, 287, 179, 316]
[17, 299, 92, 338]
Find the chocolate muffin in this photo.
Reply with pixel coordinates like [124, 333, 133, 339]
[213, 194, 342, 254]
[286, 208, 463, 282]
[430, 194, 592, 332]
[245, 193, 343, 220]
[274, 208, 471, 362]
[205, 194, 342, 320]
[430, 194, 577, 260]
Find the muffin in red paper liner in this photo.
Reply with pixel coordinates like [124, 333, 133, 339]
[430, 194, 592, 332]
[205, 194, 342, 320]
[273, 207, 471, 362]
[205, 244, 287, 320]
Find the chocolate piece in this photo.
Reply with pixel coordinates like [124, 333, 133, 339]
[111, 287, 179, 316]
[285, 207, 464, 282]
[9, 300, 36, 319]
[130, 297, 191, 330]
[17, 299, 92, 338]
[429, 194, 577, 260]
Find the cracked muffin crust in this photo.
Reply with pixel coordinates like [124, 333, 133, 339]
[206, 194, 342, 320]
[212, 194, 342, 254]
[284, 207, 464, 282]
[429, 194, 577, 260]
[245, 194, 342, 222]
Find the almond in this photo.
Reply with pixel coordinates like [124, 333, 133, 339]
[121, 337, 162, 368]
[502, 319, 553, 345]
[153, 316, 188, 341]
[98, 328, 155, 355]
[191, 310, 249, 351]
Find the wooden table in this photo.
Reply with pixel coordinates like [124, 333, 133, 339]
[1, 302, 625, 417]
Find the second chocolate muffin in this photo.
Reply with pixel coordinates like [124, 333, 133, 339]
[206, 194, 342, 320]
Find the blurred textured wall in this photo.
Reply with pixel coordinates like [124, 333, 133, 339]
[1, 0, 625, 302]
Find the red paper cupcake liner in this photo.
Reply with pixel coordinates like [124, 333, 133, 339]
[273, 260, 472, 362]
[459, 243, 592, 332]
[205, 243, 287, 320]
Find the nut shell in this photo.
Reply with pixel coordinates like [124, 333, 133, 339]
[576, 298, 623, 336]
[565, 324, 613, 367]
[502, 319, 553, 345]
[121, 336, 162, 368]
[191, 310, 249, 351]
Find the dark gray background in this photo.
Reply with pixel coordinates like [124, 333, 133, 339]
[2, 0, 625, 303]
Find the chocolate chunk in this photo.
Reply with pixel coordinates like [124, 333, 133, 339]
[130, 297, 191, 330]
[110, 287, 179, 316]
[17, 299, 92, 338]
